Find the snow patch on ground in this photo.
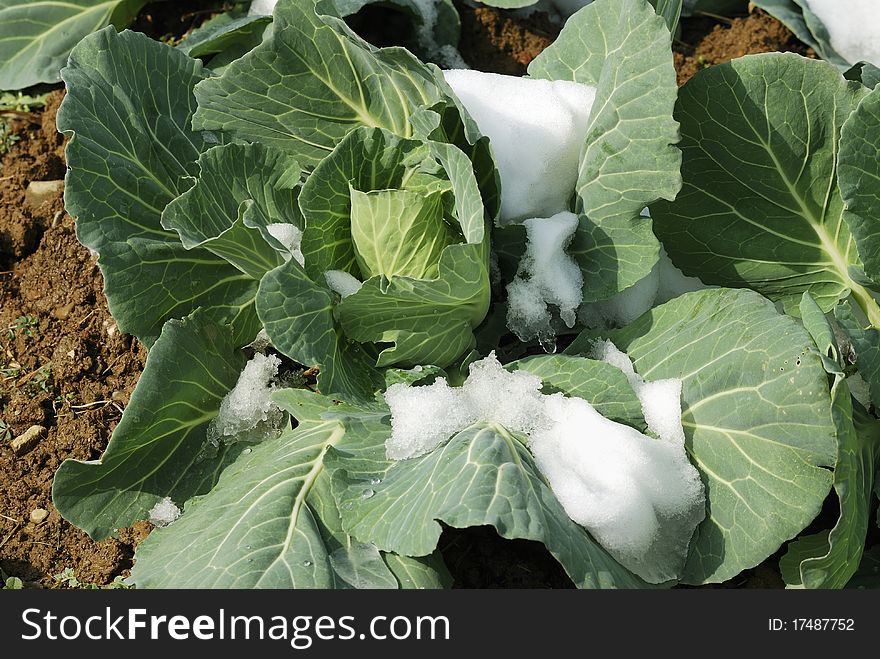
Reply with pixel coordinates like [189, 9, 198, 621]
[437, 44, 470, 69]
[384, 350, 705, 582]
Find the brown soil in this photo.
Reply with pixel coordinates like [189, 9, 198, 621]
[674, 9, 816, 86]
[0, 93, 149, 588]
[0, 4, 817, 590]
[457, 3, 560, 75]
[0, 0, 231, 590]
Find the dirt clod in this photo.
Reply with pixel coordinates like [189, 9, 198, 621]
[11, 425, 45, 455]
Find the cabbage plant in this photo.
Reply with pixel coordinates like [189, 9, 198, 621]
[652, 52, 880, 587]
[49, 0, 880, 589]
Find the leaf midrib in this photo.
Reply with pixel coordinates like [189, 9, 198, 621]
[748, 81, 858, 298]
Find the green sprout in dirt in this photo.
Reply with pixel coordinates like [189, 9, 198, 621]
[54, 568, 132, 590]
[5, 315, 38, 341]
[0, 364, 20, 381]
[24, 363, 53, 396]
[0, 92, 49, 155]
[2, 576, 23, 590]
[0, 419, 11, 442]
[0, 566, 23, 589]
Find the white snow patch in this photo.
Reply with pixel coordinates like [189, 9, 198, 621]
[385, 354, 544, 460]
[506, 211, 583, 347]
[248, 0, 277, 16]
[529, 393, 704, 583]
[437, 44, 470, 69]
[207, 353, 285, 445]
[803, 0, 880, 66]
[442, 69, 596, 223]
[579, 247, 711, 329]
[385, 377, 476, 461]
[266, 223, 305, 266]
[579, 261, 661, 330]
[324, 270, 363, 298]
[384, 351, 705, 583]
[591, 339, 686, 447]
[148, 497, 181, 527]
[656, 246, 711, 303]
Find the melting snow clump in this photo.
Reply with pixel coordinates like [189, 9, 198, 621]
[324, 270, 363, 298]
[592, 339, 685, 446]
[384, 350, 706, 582]
[207, 353, 285, 445]
[506, 211, 583, 349]
[579, 261, 661, 330]
[437, 44, 469, 69]
[803, 0, 880, 66]
[266, 223, 305, 266]
[148, 497, 181, 527]
[385, 377, 470, 460]
[580, 247, 711, 329]
[384, 355, 544, 460]
[655, 246, 711, 304]
[442, 69, 596, 223]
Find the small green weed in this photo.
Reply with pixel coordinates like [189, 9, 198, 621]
[54, 568, 132, 590]
[6, 315, 38, 341]
[0, 91, 50, 155]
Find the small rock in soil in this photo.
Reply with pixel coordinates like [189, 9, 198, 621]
[29, 508, 49, 524]
[52, 302, 75, 320]
[11, 425, 45, 455]
[24, 180, 64, 210]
